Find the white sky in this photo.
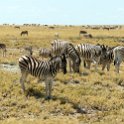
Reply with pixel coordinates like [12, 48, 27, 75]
[0, 0, 124, 25]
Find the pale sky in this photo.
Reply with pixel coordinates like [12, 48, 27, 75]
[0, 0, 124, 25]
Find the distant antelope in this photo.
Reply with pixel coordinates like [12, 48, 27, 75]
[79, 30, 87, 35]
[21, 31, 28, 36]
[0, 43, 6, 57]
[14, 26, 20, 29]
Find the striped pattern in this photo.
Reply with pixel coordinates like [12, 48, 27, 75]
[19, 54, 67, 99]
[0, 43, 6, 57]
[113, 46, 124, 73]
[63, 43, 81, 73]
[99, 48, 114, 71]
[51, 40, 69, 56]
[51, 40, 81, 73]
[24, 46, 33, 56]
[39, 48, 52, 58]
[75, 43, 106, 70]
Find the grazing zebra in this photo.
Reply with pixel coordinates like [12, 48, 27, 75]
[113, 46, 124, 73]
[75, 43, 107, 70]
[21, 31, 28, 36]
[24, 46, 33, 56]
[99, 47, 114, 71]
[51, 40, 81, 73]
[39, 48, 52, 58]
[19, 54, 67, 99]
[51, 40, 69, 56]
[0, 43, 6, 57]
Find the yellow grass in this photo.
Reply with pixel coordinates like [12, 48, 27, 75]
[0, 25, 124, 124]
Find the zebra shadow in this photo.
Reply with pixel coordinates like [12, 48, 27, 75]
[26, 87, 45, 99]
[52, 96, 87, 114]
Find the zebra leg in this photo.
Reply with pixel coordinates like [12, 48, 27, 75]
[68, 58, 72, 72]
[87, 61, 91, 69]
[107, 64, 110, 71]
[115, 63, 120, 73]
[49, 78, 53, 99]
[20, 71, 28, 93]
[102, 64, 106, 71]
[45, 78, 53, 100]
[83, 61, 86, 68]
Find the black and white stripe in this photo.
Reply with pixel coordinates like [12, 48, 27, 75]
[51, 40, 69, 56]
[19, 54, 67, 99]
[113, 46, 124, 73]
[75, 43, 107, 70]
[51, 40, 81, 73]
[99, 47, 114, 71]
[0, 43, 6, 57]
[39, 48, 52, 58]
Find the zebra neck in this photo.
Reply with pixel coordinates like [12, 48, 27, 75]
[49, 62, 58, 75]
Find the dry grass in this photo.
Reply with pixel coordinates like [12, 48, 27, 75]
[0, 25, 124, 124]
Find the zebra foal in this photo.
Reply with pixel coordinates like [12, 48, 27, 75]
[19, 54, 67, 99]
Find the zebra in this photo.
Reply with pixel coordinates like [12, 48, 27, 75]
[99, 46, 114, 71]
[39, 48, 52, 58]
[75, 43, 107, 70]
[51, 40, 81, 73]
[0, 43, 6, 57]
[19, 54, 67, 99]
[113, 46, 124, 73]
[51, 40, 69, 56]
[21, 31, 28, 36]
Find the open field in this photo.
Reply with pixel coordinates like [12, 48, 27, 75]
[0, 25, 124, 124]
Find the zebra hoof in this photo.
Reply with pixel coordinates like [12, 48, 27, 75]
[45, 96, 52, 100]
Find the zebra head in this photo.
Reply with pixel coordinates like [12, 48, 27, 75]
[96, 44, 108, 58]
[50, 54, 67, 74]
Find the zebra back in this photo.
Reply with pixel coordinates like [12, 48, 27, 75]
[39, 48, 52, 58]
[19, 54, 67, 78]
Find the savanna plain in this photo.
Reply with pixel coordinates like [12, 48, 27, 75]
[0, 25, 124, 124]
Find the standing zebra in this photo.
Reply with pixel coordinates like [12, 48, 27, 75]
[0, 43, 6, 57]
[51, 40, 81, 73]
[75, 43, 107, 70]
[39, 48, 52, 58]
[99, 47, 114, 71]
[113, 46, 124, 73]
[19, 54, 67, 99]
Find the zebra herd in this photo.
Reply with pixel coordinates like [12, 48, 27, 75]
[0, 40, 124, 99]
[17, 40, 124, 99]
